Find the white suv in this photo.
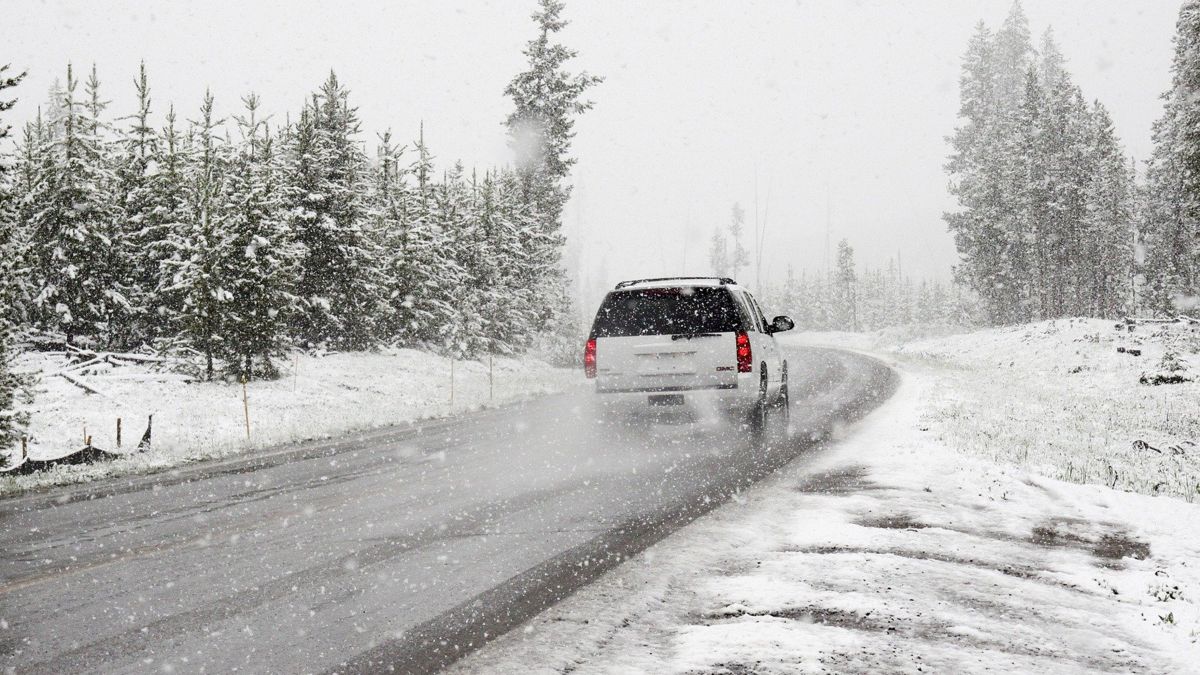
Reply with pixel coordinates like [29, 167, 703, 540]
[584, 277, 794, 427]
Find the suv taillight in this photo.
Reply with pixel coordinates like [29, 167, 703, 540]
[735, 331, 752, 373]
[584, 338, 597, 378]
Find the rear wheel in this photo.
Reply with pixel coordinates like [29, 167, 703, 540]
[749, 366, 768, 433]
[775, 360, 790, 427]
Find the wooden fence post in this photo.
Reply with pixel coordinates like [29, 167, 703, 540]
[489, 353, 494, 403]
[116, 418, 122, 449]
[449, 357, 455, 408]
[242, 376, 251, 440]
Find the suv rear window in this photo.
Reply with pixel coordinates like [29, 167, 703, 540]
[590, 287, 745, 338]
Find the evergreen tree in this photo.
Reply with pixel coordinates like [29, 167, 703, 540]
[7, 112, 49, 331]
[1083, 103, 1135, 318]
[26, 63, 125, 346]
[430, 162, 475, 357]
[115, 62, 166, 346]
[1014, 65, 1047, 320]
[148, 105, 193, 339]
[992, 1, 1034, 109]
[0, 64, 30, 459]
[504, 0, 602, 338]
[1, 65, 27, 330]
[384, 125, 460, 347]
[708, 228, 729, 277]
[160, 91, 230, 379]
[368, 129, 412, 342]
[835, 239, 858, 330]
[728, 202, 749, 281]
[946, 21, 1010, 323]
[220, 94, 300, 378]
[483, 170, 543, 353]
[285, 73, 385, 349]
[505, 0, 602, 232]
[1141, 0, 1200, 314]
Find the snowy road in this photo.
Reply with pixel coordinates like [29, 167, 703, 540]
[0, 346, 893, 674]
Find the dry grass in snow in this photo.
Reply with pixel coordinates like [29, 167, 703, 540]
[797, 318, 1200, 502]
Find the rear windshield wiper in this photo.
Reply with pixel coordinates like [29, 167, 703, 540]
[671, 332, 721, 340]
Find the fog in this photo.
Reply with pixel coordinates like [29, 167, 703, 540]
[3, 0, 1180, 310]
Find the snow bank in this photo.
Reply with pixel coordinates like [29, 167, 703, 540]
[798, 318, 1200, 502]
[451, 366, 1200, 674]
[1, 349, 578, 495]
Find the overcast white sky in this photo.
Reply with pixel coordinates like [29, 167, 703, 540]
[3, 0, 1183, 305]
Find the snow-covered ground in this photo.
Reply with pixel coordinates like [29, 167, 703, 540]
[451, 321, 1200, 673]
[801, 318, 1200, 502]
[0, 349, 577, 495]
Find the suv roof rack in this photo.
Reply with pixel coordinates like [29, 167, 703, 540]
[613, 276, 737, 289]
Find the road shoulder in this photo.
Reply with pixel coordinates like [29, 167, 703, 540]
[448, 361, 1200, 674]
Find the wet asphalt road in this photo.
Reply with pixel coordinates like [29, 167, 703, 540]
[0, 346, 894, 674]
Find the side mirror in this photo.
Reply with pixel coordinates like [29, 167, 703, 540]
[769, 315, 795, 334]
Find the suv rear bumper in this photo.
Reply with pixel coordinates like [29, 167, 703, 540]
[593, 382, 737, 394]
[591, 376, 759, 419]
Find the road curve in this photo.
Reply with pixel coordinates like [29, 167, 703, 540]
[0, 346, 895, 674]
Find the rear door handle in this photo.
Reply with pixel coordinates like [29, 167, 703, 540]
[671, 333, 721, 341]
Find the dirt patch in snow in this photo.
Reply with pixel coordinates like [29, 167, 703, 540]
[1029, 516, 1151, 567]
[792, 464, 880, 496]
[855, 511, 929, 529]
[781, 544, 1087, 594]
[701, 605, 893, 632]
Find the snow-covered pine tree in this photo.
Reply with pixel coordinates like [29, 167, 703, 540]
[219, 94, 300, 379]
[1037, 36, 1094, 318]
[429, 163, 476, 357]
[26, 63, 125, 347]
[0, 65, 27, 330]
[496, 167, 551, 350]
[1012, 65, 1046, 320]
[6, 112, 50, 333]
[1082, 102, 1135, 318]
[114, 62, 167, 346]
[452, 168, 519, 357]
[368, 129, 411, 342]
[1141, 0, 1200, 315]
[382, 125, 460, 347]
[946, 21, 1010, 324]
[835, 239, 857, 331]
[285, 73, 385, 350]
[160, 91, 231, 379]
[728, 202, 749, 282]
[504, 0, 602, 341]
[467, 170, 506, 353]
[145, 105, 194, 341]
[992, 2, 1034, 110]
[505, 0, 601, 232]
[84, 64, 135, 345]
[0, 63, 30, 460]
[989, 4, 1036, 324]
[708, 228, 729, 277]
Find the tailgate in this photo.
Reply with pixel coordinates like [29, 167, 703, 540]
[595, 333, 737, 393]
